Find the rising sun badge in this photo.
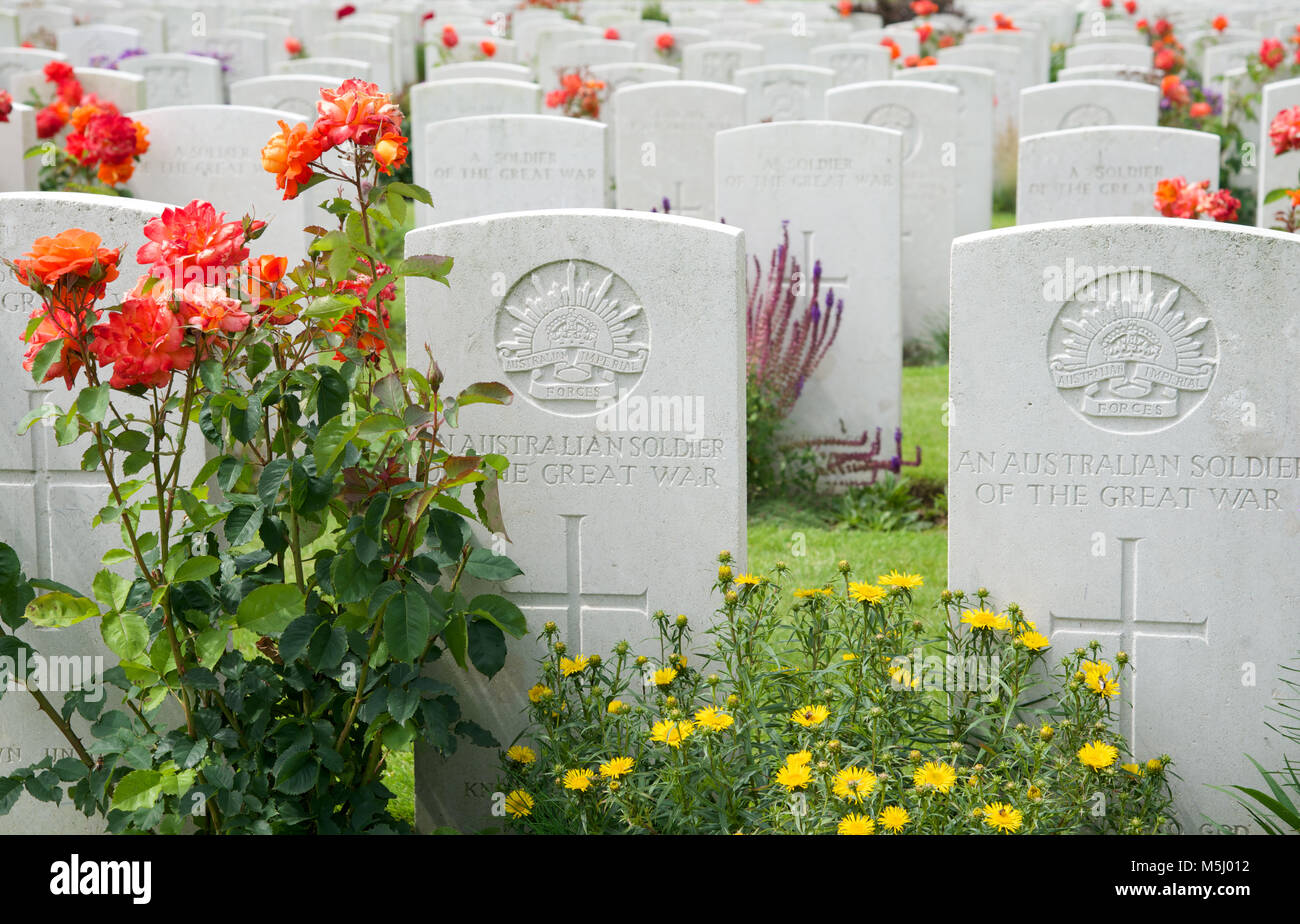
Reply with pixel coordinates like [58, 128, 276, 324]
[495, 260, 650, 416]
[1048, 275, 1217, 434]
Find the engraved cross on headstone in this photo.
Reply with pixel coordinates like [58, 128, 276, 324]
[1048, 537, 1209, 748]
[508, 513, 649, 650]
[670, 180, 704, 219]
[800, 229, 849, 297]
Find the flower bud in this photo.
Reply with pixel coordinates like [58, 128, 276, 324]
[718, 565, 733, 583]
[837, 559, 850, 574]
[726, 694, 739, 708]
[828, 739, 841, 751]
[724, 590, 738, 605]
[665, 696, 676, 708]
[1116, 650, 1129, 665]
[635, 655, 648, 666]
[553, 641, 566, 655]
[543, 621, 558, 634]
[614, 640, 629, 656]
[976, 587, 988, 598]
[908, 749, 923, 763]
[707, 673, 720, 686]
[717, 550, 733, 563]
[588, 654, 601, 667]
[675, 614, 688, 628]
[1038, 724, 1054, 742]
[940, 590, 954, 603]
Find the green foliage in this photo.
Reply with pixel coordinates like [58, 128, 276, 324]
[746, 374, 820, 502]
[640, 0, 669, 23]
[496, 561, 1177, 834]
[1213, 655, 1300, 834]
[837, 475, 931, 532]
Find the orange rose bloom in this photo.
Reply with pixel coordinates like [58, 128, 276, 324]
[374, 132, 408, 174]
[313, 78, 402, 147]
[262, 119, 322, 200]
[14, 229, 120, 295]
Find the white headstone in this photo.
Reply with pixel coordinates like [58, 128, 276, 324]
[8, 66, 144, 113]
[0, 102, 37, 192]
[55, 24, 141, 67]
[1064, 42, 1156, 70]
[680, 40, 764, 83]
[734, 64, 832, 122]
[613, 80, 745, 217]
[1055, 64, 1161, 83]
[825, 80, 957, 339]
[229, 75, 336, 119]
[126, 105, 312, 263]
[418, 61, 531, 83]
[715, 121, 902, 447]
[276, 57, 374, 80]
[1258, 77, 1300, 228]
[1017, 126, 1222, 224]
[407, 209, 746, 832]
[1019, 80, 1160, 138]
[409, 79, 540, 143]
[811, 42, 892, 86]
[0, 49, 64, 92]
[416, 114, 606, 226]
[314, 32, 392, 88]
[896, 64, 995, 236]
[119, 53, 225, 109]
[949, 217, 1300, 834]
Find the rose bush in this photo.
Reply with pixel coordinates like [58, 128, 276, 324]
[0, 79, 526, 833]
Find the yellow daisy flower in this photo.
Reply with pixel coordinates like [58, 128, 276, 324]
[652, 666, 678, 686]
[649, 719, 694, 748]
[832, 766, 877, 803]
[559, 655, 591, 676]
[1078, 740, 1119, 770]
[1027, 784, 1043, 801]
[848, 582, 887, 604]
[877, 570, 923, 589]
[527, 684, 551, 703]
[607, 699, 624, 714]
[961, 609, 1011, 631]
[694, 707, 734, 732]
[504, 789, 534, 818]
[599, 756, 634, 779]
[505, 745, 536, 765]
[837, 813, 875, 835]
[1121, 763, 1142, 776]
[889, 665, 921, 689]
[775, 763, 813, 790]
[1016, 630, 1050, 650]
[733, 573, 763, 585]
[785, 750, 812, 768]
[790, 704, 830, 727]
[793, 587, 834, 599]
[912, 761, 957, 793]
[1087, 674, 1120, 698]
[841, 652, 858, 661]
[563, 768, 595, 791]
[981, 801, 1023, 833]
[878, 805, 910, 832]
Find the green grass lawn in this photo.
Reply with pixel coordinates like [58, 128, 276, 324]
[992, 210, 1016, 229]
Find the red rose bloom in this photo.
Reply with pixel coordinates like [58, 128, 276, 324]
[136, 199, 252, 281]
[442, 25, 459, 48]
[1260, 38, 1285, 70]
[655, 33, 675, 51]
[90, 296, 195, 389]
[313, 78, 402, 147]
[604, 28, 620, 40]
[1269, 105, 1300, 156]
[43, 60, 74, 84]
[336, 4, 356, 19]
[0, 90, 13, 123]
[1212, 15, 1228, 32]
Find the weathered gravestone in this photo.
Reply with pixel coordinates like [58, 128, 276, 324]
[119, 54, 225, 109]
[734, 64, 832, 122]
[1017, 126, 1221, 224]
[406, 209, 745, 831]
[1258, 77, 1300, 230]
[895, 64, 995, 236]
[811, 42, 892, 86]
[680, 40, 764, 84]
[1019, 80, 1159, 139]
[715, 121, 901, 454]
[0, 192, 165, 834]
[0, 102, 37, 193]
[126, 105, 315, 265]
[613, 80, 745, 218]
[826, 80, 957, 340]
[949, 218, 1300, 833]
[416, 114, 606, 226]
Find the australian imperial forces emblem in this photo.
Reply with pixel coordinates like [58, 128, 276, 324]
[1047, 275, 1217, 434]
[495, 260, 650, 415]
